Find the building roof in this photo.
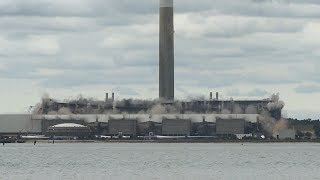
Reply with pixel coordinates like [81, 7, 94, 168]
[50, 123, 87, 128]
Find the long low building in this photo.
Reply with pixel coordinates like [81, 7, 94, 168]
[0, 113, 260, 136]
[0, 114, 41, 134]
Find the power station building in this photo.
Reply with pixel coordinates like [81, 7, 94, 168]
[0, 0, 285, 139]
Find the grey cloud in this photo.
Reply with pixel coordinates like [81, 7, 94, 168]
[295, 85, 320, 94]
[247, 89, 269, 96]
[1, 0, 320, 18]
[38, 66, 158, 88]
[0, 0, 157, 17]
[114, 86, 139, 96]
[252, 0, 320, 5]
[226, 88, 269, 97]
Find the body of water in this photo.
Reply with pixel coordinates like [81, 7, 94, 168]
[0, 143, 319, 180]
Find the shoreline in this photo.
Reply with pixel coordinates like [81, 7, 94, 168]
[23, 139, 320, 144]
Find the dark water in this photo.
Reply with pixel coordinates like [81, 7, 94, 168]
[0, 143, 319, 180]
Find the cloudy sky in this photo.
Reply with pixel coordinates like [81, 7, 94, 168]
[0, 0, 319, 119]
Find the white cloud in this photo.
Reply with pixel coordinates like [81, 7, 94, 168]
[301, 22, 320, 47]
[0, 63, 5, 70]
[0, 36, 12, 55]
[26, 35, 60, 55]
[175, 14, 304, 39]
[32, 68, 64, 77]
[101, 23, 157, 48]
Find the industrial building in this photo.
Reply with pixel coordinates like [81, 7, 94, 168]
[46, 123, 91, 138]
[0, 114, 41, 135]
[137, 121, 162, 136]
[0, 0, 286, 140]
[0, 114, 259, 138]
[108, 119, 137, 136]
[216, 118, 245, 135]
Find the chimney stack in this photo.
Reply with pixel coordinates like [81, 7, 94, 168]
[210, 92, 213, 100]
[159, 0, 174, 101]
[216, 92, 219, 100]
[112, 93, 115, 102]
[105, 93, 109, 102]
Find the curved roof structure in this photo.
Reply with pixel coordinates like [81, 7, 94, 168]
[50, 123, 87, 128]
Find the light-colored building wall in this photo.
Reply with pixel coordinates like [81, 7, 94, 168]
[0, 114, 41, 134]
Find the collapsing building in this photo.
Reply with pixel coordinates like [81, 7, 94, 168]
[34, 92, 283, 120]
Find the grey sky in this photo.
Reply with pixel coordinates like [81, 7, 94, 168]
[0, 0, 319, 119]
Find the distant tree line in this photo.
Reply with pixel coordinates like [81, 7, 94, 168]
[287, 118, 320, 137]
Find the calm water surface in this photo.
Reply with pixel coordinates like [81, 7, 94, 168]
[0, 143, 319, 180]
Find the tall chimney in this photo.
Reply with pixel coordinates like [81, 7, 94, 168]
[105, 93, 109, 102]
[216, 92, 219, 100]
[159, 0, 174, 101]
[210, 92, 213, 100]
[112, 93, 115, 102]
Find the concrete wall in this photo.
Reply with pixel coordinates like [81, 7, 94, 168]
[108, 119, 137, 136]
[216, 119, 245, 135]
[0, 114, 41, 134]
[162, 119, 191, 135]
